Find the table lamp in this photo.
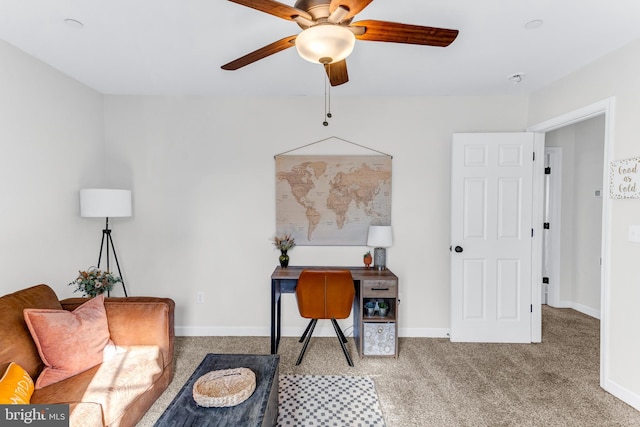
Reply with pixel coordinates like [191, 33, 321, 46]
[80, 188, 132, 296]
[367, 226, 393, 271]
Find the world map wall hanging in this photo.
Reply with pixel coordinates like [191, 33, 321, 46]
[275, 155, 392, 246]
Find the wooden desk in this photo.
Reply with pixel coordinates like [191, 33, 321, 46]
[270, 266, 399, 358]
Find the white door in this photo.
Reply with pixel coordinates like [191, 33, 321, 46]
[450, 133, 535, 343]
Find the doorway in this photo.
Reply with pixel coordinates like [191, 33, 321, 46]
[543, 117, 604, 317]
[527, 97, 614, 388]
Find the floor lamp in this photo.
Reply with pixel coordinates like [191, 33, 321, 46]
[80, 188, 132, 297]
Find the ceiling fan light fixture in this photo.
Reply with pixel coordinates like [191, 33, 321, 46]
[295, 24, 356, 64]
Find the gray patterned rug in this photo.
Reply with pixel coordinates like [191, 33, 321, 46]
[277, 375, 386, 427]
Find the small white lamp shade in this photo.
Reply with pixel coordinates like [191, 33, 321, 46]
[367, 226, 393, 248]
[80, 189, 132, 218]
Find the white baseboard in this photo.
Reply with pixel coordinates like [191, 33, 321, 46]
[554, 300, 573, 308]
[176, 325, 451, 338]
[176, 326, 268, 337]
[549, 300, 600, 320]
[570, 302, 601, 319]
[176, 305, 601, 337]
[603, 377, 640, 411]
[399, 327, 450, 338]
[176, 324, 358, 338]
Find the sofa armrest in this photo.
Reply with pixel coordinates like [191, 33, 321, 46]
[59, 297, 175, 370]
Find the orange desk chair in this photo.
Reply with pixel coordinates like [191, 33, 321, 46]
[295, 269, 355, 366]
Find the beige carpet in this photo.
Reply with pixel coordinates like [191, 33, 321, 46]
[138, 306, 640, 426]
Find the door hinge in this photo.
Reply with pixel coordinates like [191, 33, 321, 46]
[533, 152, 536, 161]
[542, 277, 549, 284]
[530, 304, 533, 313]
[531, 228, 534, 237]
[545, 167, 551, 175]
[543, 222, 550, 229]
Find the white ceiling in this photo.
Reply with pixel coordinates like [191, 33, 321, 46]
[1, 0, 640, 97]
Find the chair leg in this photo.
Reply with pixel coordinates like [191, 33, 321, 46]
[331, 319, 354, 367]
[296, 319, 317, 365]
[299, 319, 315, 343]
[334, 319, 349, 343]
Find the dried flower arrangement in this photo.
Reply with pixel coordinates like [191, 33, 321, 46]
[69, 267, 122, 297]
[273, 233, 296, 252]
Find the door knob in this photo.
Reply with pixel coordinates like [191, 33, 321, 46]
[454, 246, 463, 253]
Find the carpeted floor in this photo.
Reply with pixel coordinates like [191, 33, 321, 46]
[138, 306, 640, 426]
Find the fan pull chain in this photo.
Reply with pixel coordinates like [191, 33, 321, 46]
[322, 68, 328, 126]
[323, 63, 332, 126]
[327, 78, 332, 119]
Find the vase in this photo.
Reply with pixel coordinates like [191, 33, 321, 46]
[279, 250, 289, 268]
[364, 254, 372, 268]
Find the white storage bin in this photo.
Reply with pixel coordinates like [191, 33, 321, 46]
[363, 322, 396, 356]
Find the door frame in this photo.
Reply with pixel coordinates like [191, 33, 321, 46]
[527, 97, 615, 387]
[530, 133, 545, 343]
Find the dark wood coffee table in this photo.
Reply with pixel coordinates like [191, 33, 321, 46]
[154, 353, 279, 427]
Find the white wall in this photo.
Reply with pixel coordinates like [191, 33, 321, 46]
[0, 40, 105, 296]
[529, 38, 640, 410]
[102, 95, 528, 337]
[545, 116, 604, 317]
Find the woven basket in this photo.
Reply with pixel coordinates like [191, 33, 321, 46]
[192, 368, 256, 407]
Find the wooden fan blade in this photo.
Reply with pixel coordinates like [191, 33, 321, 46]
[324, 60, 349, 86]
[228, 0, 312, 21]
[329, 0, 373, 21]
[352, 20, 458, 47]
[221, 35, 297, 70]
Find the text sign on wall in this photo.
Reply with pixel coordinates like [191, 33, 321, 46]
[610, 157, 640, 199]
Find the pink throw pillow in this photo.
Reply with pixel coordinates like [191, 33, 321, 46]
[24, 295, 114, 389]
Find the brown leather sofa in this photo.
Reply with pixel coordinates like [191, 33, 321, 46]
[0, 284, 175, 427]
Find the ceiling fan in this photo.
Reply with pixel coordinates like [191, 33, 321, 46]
[221, 0, 459, 86]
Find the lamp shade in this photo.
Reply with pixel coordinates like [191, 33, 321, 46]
[295, 24, 356, 64]
[367, 226, 393, 248]
[80, 189, 132, 218]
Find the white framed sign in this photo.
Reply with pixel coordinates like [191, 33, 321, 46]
[610, 157, 640, 198]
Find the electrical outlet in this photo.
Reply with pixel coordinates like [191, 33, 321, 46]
[629, 225, 640, 243]
[196, 292, 205, 304]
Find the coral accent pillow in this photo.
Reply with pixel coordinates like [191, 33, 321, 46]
[24, 295, 114, 389]
[0, 362, 34, 404]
